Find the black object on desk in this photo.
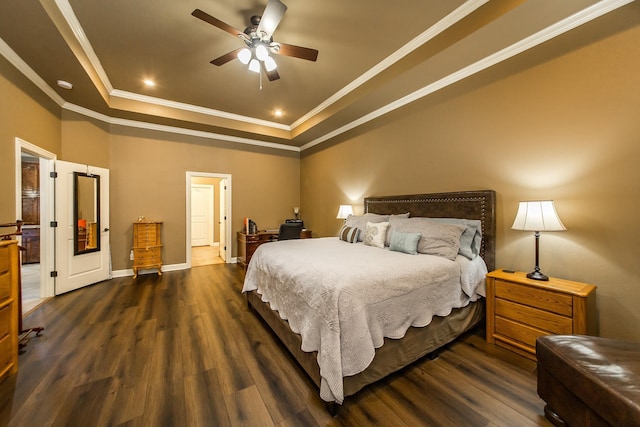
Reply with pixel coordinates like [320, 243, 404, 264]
[278, 223, 303, 240]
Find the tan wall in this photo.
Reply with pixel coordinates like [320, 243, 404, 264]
[301, 19, 640, 341]
[107, 127, 300, 270]
[61, 110, 110, 169]
[0, 56, 61, 224]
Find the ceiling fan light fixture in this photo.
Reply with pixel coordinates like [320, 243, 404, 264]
[237, 48, 251, 64]
[255, 44, 269, 61]
[264, 56, 277, 71]
[248, 58, 261, 73]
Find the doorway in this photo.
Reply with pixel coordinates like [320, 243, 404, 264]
[14, 138, 56, 313]
[186, 172, 232, 267]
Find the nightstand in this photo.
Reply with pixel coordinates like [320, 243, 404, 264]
[485, 269, 597, 360]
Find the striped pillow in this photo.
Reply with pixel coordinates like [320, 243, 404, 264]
[339, 225, 360, 243]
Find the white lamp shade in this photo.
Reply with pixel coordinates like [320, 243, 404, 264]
[512, 200, 566, 231]
[255, 44, 269, 61]
[237, 48, 251, 64]
[336, 205, 354, 219]
[248, 58, 261, 73]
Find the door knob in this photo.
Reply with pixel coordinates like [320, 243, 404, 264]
[104, 228, 110, 232]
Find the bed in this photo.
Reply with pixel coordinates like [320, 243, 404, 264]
[242, 190, 496, 410]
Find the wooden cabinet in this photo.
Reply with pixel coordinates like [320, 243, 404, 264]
[132, 221, 162, 279]
[21, 159, 40, 225]
[0, 241, 19, 382]
[21, 227, 40, 264]
[237, 229, 312, 268]
[486, 269, 597, 360]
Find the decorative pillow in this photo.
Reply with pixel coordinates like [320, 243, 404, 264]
[428, 218, 482, 259]
[393, 218, 466, 260]
[383, 212, 411, 246]
[389, 231, 422, 255]
[345, 213, 390, 242]
[338, 225, 360, 243]
[363, 221, 389, 249]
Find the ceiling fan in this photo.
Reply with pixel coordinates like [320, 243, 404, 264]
[192, 0, 319, 82]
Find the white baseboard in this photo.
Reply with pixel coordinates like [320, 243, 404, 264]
[112, 258, 237, 278]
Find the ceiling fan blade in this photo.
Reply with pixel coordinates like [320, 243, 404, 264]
[257, 0, 287, 38]
[211, 48, 244, 66]
[264, 65, 280, 82]
[275, 43, 318, 62]
[192, 9, 244, 38]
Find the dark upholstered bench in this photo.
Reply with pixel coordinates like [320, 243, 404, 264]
[537, 335, 640, 427]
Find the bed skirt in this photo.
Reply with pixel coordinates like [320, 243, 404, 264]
[246, 290, 485, 402]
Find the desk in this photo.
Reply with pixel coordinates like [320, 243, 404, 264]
[237, 229, 311, 268]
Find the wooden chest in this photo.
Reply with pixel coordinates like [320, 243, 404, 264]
[132, 221, 162, 278]
[486, 269, 597, 360]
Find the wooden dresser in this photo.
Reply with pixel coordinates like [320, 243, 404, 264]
[132, 221, 163, 279]
[237, 229, 312, 268]
[0, 240, 19, 382]
[486, 269, 597, 360]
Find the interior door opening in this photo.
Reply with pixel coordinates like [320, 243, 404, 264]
[14, 138, 56, 314]
[186, 172, 232, 267]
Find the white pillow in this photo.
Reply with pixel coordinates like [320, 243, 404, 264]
[363, 221, 389, 249]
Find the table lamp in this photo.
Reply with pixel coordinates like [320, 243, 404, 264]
[336, 205, 353, 220]
[511, 200, 566, 281]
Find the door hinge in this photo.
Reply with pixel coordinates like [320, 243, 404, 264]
[50, 271, 58, 277]
[224, 246, 227, 251]
[50, 171, 58, 178]
[50, 221, 58, 228]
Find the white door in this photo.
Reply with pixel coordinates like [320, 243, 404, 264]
[191, 185, 213, 247]
[219, 179, 227, 261]
[54, 160, 110, 295]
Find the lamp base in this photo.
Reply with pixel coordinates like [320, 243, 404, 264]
[527, 270, 549, 281]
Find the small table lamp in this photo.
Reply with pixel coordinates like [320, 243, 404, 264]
[512, 200, 566, 281]
[336, 205, 353, 220]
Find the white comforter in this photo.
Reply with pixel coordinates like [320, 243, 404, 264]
[242, 237, 487, 403]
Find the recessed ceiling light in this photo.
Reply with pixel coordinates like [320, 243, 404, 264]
[144, 79, 155, 87]
[274, 109, 283, 117]
[57, 80, 73, 90]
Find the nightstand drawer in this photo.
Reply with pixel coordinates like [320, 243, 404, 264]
[495, 299, 572, 334]
[495, 317, 547, 349]
[495, 279, 573, 317]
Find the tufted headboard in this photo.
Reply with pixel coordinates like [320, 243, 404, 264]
[364, 190, 496, 272]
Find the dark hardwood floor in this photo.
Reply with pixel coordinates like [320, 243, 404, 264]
[1, 264, 552, 426]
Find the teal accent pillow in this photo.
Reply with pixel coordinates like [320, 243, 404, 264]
[389, 231, 422, 255]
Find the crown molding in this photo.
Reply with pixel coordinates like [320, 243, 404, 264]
[4, 0, 633, 154]
[0, 37, 66, 106]
[290, 0, 489, 131]
[62, 103, 300, 152]
[110, 89, 290, 131]
[300, 0, 635, 151]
